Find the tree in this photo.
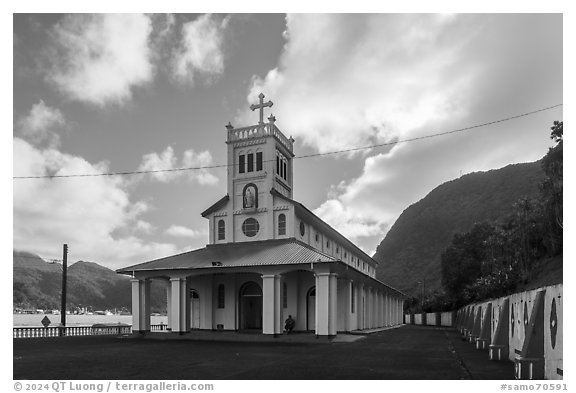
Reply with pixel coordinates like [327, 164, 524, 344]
[441, 222, 495, 304]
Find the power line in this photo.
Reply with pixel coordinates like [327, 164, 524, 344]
[13, 103, 562, 180]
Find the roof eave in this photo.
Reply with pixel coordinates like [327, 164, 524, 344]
[201, 194, 229, 218]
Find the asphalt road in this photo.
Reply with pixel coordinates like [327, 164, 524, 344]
[13, 325, 513, 380]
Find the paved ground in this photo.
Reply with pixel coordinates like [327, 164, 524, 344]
[13, 325, 514, 380]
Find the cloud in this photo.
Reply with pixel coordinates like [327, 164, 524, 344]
[314, 198, 384, 241]
[138, 146, 218, 185]
[44, 14, 154, 106]
[13, 138, 177, 268]
[249, 14, 562, 254]
[240, 14, 476, 154]
[134, 220, 155, 234]
[165, 225, 206, 238]
[172, 14, 229, 84]
[17, 100, 65, 147]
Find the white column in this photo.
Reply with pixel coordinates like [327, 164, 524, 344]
[373, 290, 378, 328]
[328, 273, 337, 336]
[364, 287, 370, 329]
[365, 288, 371, 328]
[358, 283, 365, 330]
[386, 294, 391, 326]
[262, 274, 281, 335]
[170, 277, 190, 333]
[371, 288, 376, 328]
[375, 290, 380, 328]
[131, 278, 150, 334]
[372, 289, 377, 328]
[381, 293, 385, 327]
[275, 275, 282, 334]
[166, 284, 172, 331]
[390, 296, 396, 326]
[377, 292, 382, 327]
[315, 273, 329, 336]
[315, 273, 337, 336]
[392, 297, 396, 325]
[343, 280, 352, 332]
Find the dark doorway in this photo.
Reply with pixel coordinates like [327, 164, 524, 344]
[307, 286, 316, 331]
[239, 281, 262, 330]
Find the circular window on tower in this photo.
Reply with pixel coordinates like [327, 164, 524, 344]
[300, 221, 305, 237]
[242, 218, 260, 237]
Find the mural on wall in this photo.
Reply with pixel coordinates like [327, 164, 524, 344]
[550, 298, 558, 350]
[243, 184, 258, 209]
[511, 303, 515, 337]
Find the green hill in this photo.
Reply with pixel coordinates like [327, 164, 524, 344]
[13, 251, 167, 312]
[373, 161, 546, 297]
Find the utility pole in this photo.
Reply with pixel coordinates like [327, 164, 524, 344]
[60, 244, 68, 336]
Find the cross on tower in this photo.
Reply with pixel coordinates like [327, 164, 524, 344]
[250, 93, 273, 125]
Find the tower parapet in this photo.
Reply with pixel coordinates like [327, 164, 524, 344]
[226, 122, 294, 156]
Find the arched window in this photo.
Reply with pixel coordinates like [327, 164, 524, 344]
[217, 219, 225, 240]
[239, 153, 245, 174]
[247, 150, 254, 172]
[299, 221, 305, 237]
[278, 214, 286, 236]
[217, 284, 225, 308]
[276, 152, 280, 175]
[256, 150, 263, 171]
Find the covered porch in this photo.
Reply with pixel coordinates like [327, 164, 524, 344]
[117, 239, 405, 337]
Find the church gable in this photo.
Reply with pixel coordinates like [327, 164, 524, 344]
[201, 195, 229, 218]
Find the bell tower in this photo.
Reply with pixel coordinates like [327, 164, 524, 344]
[224, 93, 294, 242]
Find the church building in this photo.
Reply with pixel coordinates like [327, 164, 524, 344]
[117, 94, 406, 337]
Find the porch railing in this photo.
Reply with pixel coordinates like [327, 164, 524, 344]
[14, 322, 169, 338]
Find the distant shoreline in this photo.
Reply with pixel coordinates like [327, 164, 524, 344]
[13, 313, 168, 327]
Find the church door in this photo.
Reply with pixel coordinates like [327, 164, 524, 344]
[307, 287, 316, 331]
[239, 282, 262, 330]
[190, 289, 200, 329]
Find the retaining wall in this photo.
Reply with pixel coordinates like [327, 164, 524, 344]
[455, 284, 562, 380]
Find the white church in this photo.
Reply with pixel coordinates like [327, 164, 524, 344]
[117, 94, 406, 337]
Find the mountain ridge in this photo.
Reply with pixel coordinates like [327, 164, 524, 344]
[373, 161, 545, 296]
[13, 251, 167, 312]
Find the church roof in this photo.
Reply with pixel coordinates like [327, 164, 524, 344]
[116, 238, 337, 274]
[270, 188, 379, 267]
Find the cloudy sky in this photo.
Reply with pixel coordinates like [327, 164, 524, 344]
[12, 13, 563, 269]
